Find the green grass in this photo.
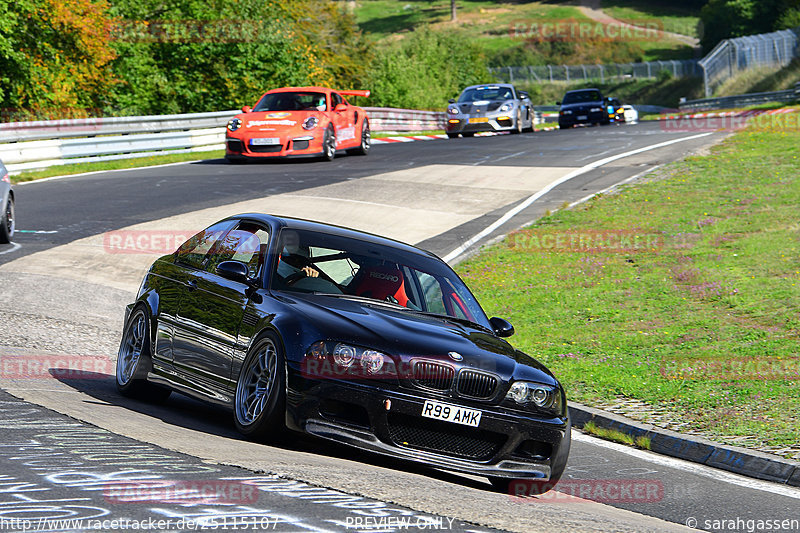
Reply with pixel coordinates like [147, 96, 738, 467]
[11, 150, 226, 184]
[458, 117, 800, 452]
[714, 58, 800, 97]
[601, 0, 701, 38]
[356, 0, 695, 64]
[582, 422, 652, 450]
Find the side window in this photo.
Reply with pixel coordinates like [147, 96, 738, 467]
[331, 92, 343, 109]
[175, 221, 235, 270]
[417, 272, 446, 314]
[206, 223, 270, 277]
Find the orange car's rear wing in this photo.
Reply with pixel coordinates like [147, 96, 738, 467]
[339, 90, 370, 98]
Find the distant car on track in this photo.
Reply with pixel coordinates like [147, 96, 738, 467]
[557, 88, 609, 128]
[622, 104, 639, 124]
[116, 214, 571, 492]
[225, 87, 371, 163]
[606, 97, 624, 123]
[446, 84, 534, 138]
[0, 159, 15, 244]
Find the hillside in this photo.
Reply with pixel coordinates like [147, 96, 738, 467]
[355, 0, 702, 65]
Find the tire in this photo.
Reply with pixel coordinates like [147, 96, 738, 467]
[116, 307, 171, 402]
[234, 333, 286, 440]
[347, 120, 370, 155]
[511, 110, 522, 134]
[321, 126, 336, 161]
[446, 133, 458, 139]
[0, 194, 14, 244]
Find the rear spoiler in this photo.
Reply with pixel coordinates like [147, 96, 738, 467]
[339, 90, 370, 98]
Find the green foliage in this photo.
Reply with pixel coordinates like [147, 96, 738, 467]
[365, 27, 487, 109]
[700, 0, 800, 51]
[0, 0, 118, 119]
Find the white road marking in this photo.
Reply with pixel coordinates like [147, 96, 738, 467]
[573, 431, 800, 500]
[442, 132, 713, 263]
[16, 229, 58, 234]
[0, 242, 21, 255]
[14, 160, 201, 185]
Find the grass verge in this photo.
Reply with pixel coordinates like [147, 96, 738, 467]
[582, 421, 652, 450]
[11, 150, 225, 184]
[458, 115, 800, 455]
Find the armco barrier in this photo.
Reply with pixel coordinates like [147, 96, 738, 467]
[0, 107, 446, 174]
[679, 83, 800, 111]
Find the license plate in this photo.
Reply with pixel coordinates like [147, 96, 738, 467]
[468, 117, 489, 124]
[421, 400, 481, 427]
[250, 137, 281, 145]
[577, 115, 588, 121]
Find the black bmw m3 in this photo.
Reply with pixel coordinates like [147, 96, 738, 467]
[117, 214, 570, 491]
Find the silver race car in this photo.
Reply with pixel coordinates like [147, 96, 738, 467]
[0, 159, 14, 244]
[446, 84, 534, 138]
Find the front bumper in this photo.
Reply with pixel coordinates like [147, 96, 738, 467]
[286, 369, 570, 480]
[446, 115, 516, 134]
[558, 109, 608, 127]
[225, 134, 324, 159]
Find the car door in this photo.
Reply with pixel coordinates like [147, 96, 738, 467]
[331, 92, 357, 147]
[172, 222, 270, 393]
[153, 220, 236, 366]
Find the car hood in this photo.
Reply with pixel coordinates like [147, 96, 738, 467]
[560, 101, 604, 111]
[238, 110, 321, 131]
[456, 100, 514, 115]
[278, 292, 557, 384]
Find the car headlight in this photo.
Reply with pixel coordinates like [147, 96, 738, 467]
[448, 107, 459, 115]
[304, 341, 396, 379]
[561, 110, 572, 115]
[302, 116, 319, 130]
[506, 381, 563, 415]
[499, 103, 512, 112]
[227, 118, 242, 132]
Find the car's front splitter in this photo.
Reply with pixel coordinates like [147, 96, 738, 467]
[286, 371, 570, 480]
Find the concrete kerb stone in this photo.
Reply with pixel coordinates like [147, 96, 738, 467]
[569, 402, 800, 486]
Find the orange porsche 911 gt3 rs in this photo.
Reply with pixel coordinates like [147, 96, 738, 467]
[225, 87, 371, 163]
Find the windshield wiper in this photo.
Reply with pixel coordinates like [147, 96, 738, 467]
[408, 310, 491, 333]
[312, 293, 407, 309]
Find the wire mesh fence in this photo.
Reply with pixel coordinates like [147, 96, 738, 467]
[489, 60, 701, 85]
[699, 28, 800, 97]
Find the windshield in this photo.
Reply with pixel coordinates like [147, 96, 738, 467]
[562, 90, 602, 105]
[254, 92, 327, 112]
[458, 86, 514, 103]
[270, 228, 492, 330]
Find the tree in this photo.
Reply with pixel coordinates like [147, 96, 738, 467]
[451, 0, 457, 22]
[0, 0, 118, 119]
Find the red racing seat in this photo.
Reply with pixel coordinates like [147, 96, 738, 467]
[350, 264, 409, 307]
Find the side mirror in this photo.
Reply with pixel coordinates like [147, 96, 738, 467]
[242, 105, 252, 113]
[448, 98, 456, 104]
[216, 260, 251, 284]
[334, 103, 348, 112]
[489, 317, 515, 338]
[555, 101, 561, 106]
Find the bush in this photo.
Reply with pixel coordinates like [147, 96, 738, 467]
[365, 27, 488, 110]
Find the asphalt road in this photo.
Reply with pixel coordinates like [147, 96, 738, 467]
[2, 122, 799, 533]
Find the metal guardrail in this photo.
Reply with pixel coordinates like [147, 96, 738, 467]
[699, 28, 800, 97]
[679, 83, 800, 111]
[490, 60, 701, 84]
[0, 107, 446, 174]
